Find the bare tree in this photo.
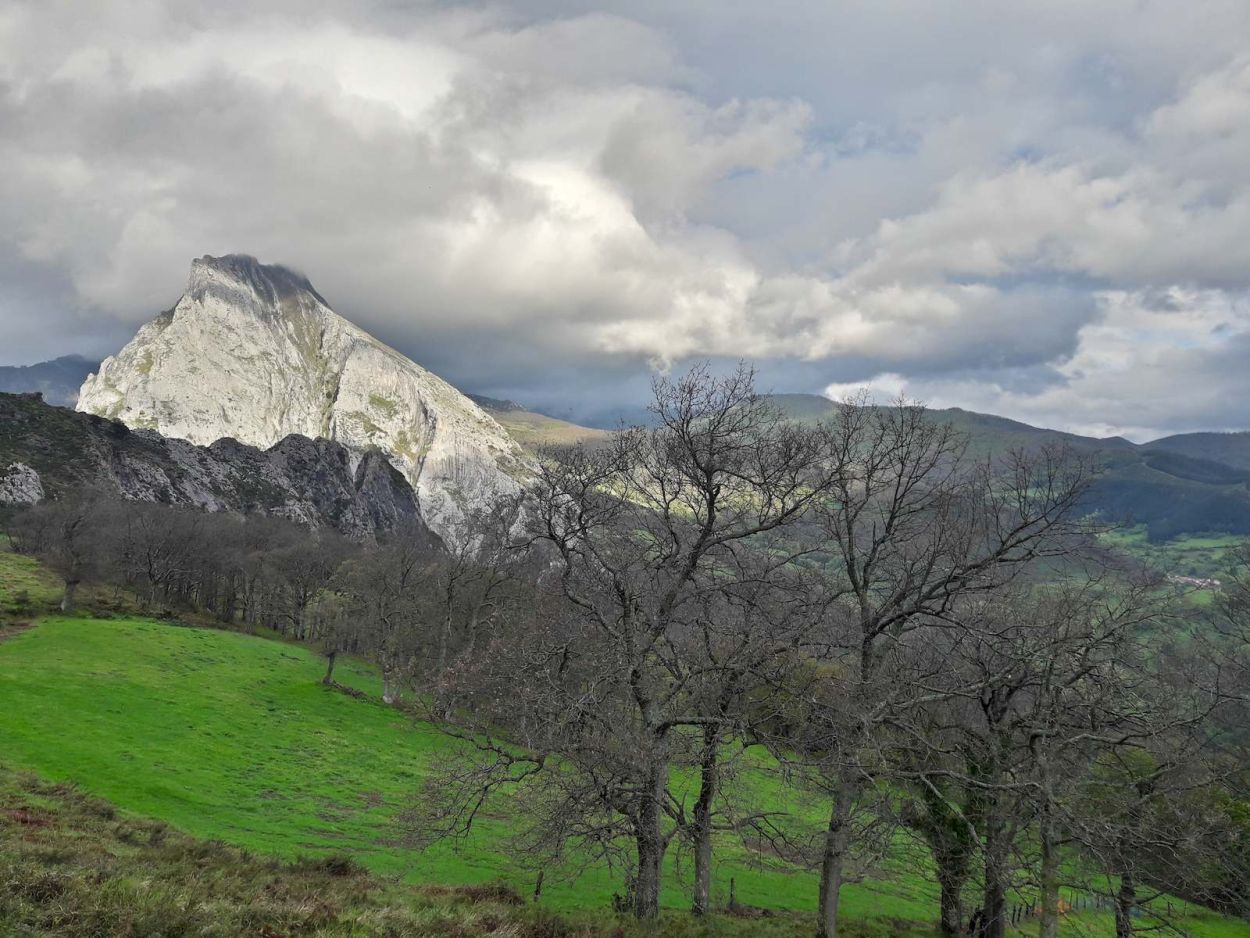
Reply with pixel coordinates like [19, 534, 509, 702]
[939, 578, 1159, 938]
[804, 395, 1092, 938]
[416, 364, 831, 920]
[1066, 597, 1250, 936]
[337, 521, 437, 704]
[269, 530, 349, 640]
[9, 487, 116, 612]
[428, 496, 528, 677]
[678, 553, 824, 916]
[113, 503, 208, 610]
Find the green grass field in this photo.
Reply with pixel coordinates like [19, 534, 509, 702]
[0, 613, 1244, 936]
[0, 616, 942, 931]
[1101, 526, 1244, 582]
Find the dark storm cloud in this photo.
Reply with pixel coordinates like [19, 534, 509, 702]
[1, 0, 1249, 438]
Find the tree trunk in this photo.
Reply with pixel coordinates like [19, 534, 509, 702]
[1115, 872, 1136, 938]
[980, 800, 1008, 938]
[635, 830, 663, 920]
[978, 882, 1006, 938]
[60, 579, 78, 613]
[381, 663, 398, 705]
[463, 609, 480, 661]
[691, 725, 718, 916]
[1038, 801, 1060, 938]
[916, 784, 971, 938]
[222, 579, 238, 623]
[438, 608, 451, 674]
[817, 775, 857, 938]
[323, 650, 337, 686]
[980, 850, 1010, 935]
[634, 760, 668, 920]
[937, 867, 964, 937]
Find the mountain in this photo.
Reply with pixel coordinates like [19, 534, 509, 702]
[39, 257, 1250, 546]
[765, 394, 1135, 453]
[0, 355, 99, 407]
[765, 394, 1250, 542]
[1144, 432, 1250, 472]
[461, 391, 1250, 541]
[0, 392, 430, 539]
[77, 255, 528, 542]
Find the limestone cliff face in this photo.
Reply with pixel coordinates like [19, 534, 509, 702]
[77, 255, 529, 540]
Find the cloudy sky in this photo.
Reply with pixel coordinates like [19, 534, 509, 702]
[2, 1, 1249, 438]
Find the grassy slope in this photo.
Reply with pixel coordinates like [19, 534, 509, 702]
[0, 615, 1241, 936]
[0, 761, 988, 938]
[0, 549, 62, 619]
[472, 401, 609, 451]
[491, 410, 610, 450]
[0, 763, 575, 937]
[1100, 526, 1243, 581]
[0, 617, 938, 930]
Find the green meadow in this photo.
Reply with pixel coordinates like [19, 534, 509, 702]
[0, 608, 1243, 935]
[0, 617, 937, 927]
[1101, 526, 1243, 581]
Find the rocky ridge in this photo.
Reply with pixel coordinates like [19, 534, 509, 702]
[0, 392, 429, 539]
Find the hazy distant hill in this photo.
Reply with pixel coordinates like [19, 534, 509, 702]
[765, 393, 1136, 454]
[520, 392, 1250, 543]
[468, 394, 610, 450]
[1144, 431, 1250, 472]
[760, 394, 1250, 542]
[0, 355, 98, 406]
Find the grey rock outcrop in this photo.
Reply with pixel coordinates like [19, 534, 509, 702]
[0, 462, 44, 506]
[0, 392, 430, 540]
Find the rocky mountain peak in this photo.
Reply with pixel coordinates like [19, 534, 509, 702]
[77, 254, 530, 542]
[188, 254, 329, 310]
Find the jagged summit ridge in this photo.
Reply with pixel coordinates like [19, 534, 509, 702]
[187, 254, 330, 309]
[77, 254, 529, 541]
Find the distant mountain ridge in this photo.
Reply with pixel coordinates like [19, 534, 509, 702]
[7, 271, 1250, 544]
[0, 355, 99, 407]
[493, 392, 1250, 542]
[1143, 431, 1250, 472]
[761, 394, 1250, 542]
